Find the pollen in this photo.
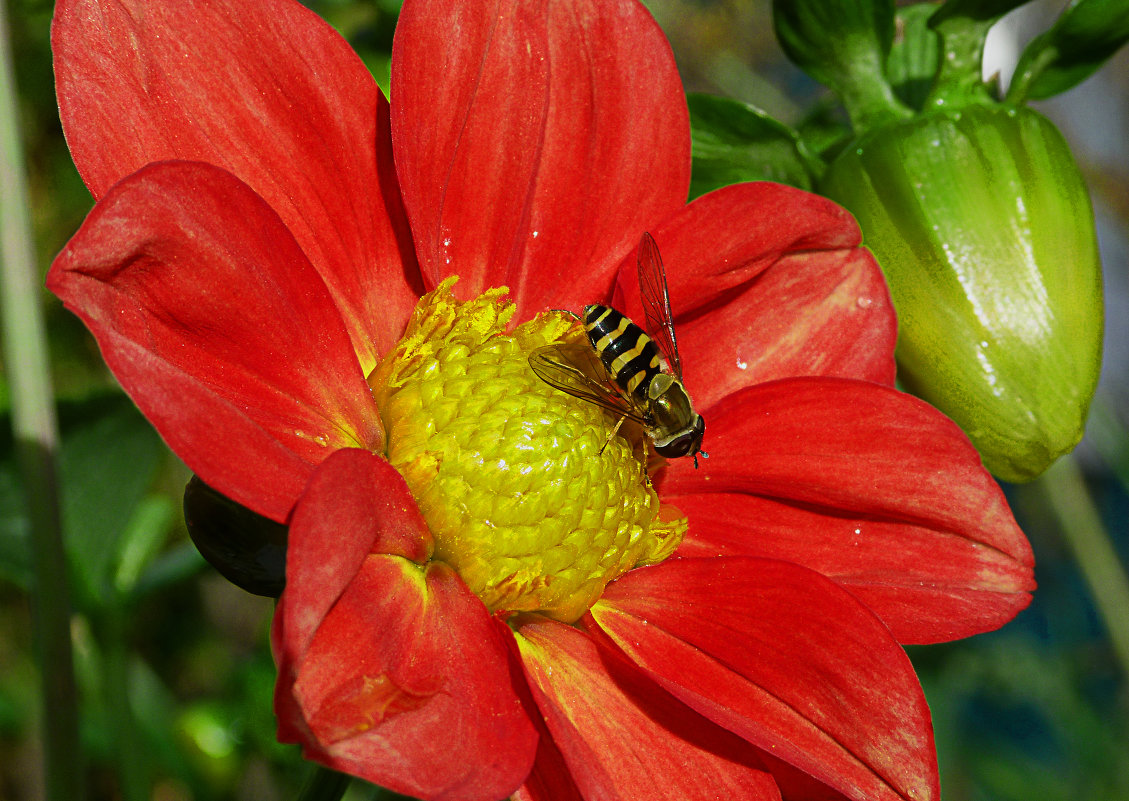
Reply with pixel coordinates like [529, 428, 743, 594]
[368, 279, 685, 623]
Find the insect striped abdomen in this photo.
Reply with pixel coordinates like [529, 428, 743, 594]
[582, 305, 662, 401]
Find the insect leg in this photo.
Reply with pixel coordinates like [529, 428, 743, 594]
[599, 414, 628, 455]
[549, 308, 582, 321]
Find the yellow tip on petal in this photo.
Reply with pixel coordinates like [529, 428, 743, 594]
[368, 280, 685, 623]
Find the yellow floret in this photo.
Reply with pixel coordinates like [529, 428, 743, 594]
[368, 279, 685, 623]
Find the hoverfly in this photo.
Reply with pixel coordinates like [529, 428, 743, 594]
[530, 232, 707, 467]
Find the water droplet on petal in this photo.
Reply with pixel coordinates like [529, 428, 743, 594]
[293, 430, 329, 447]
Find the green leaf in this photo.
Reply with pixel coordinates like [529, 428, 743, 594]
[888, 4, 942, 111]
[929, 0, 1032, 26]
[57, 395, 166, 608]
[773, 0, 895, 84]
[130, 542, 207, 601]
[794, 100, 854, 162]
[0, 396, 186, 598]
[772, 0, 908, 130]
[687, 93, 817, 198]
[113, 495, 176, 597]
[1009, 0, 1129, 101]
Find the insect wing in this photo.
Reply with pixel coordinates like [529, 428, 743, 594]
[529, 344, 648, 424]
[636, 232, 683, 378]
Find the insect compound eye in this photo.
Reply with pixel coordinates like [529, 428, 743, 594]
[654, 415, 705, 459]
[654, 437, 693, 457]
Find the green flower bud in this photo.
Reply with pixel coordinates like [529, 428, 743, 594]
[821, 104, 1102, 483]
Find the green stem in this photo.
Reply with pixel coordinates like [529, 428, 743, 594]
[924, 15, 995, 109]
[838, 74, 911, 134]
[1042, 454, 1129, 682]
[1078, 397, 1129, 492]
[296, 765, 352, 801]
[0, 4, 84, 801]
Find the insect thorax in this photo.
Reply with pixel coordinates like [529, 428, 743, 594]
[647, 374, 696, 437]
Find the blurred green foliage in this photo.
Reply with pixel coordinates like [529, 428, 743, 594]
[2, 0, 1127, 799]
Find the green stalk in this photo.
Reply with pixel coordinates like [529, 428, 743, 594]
[924, 14, 995, 109]
[0, 3, 84, 800]
[1042, 454, 1129, 682]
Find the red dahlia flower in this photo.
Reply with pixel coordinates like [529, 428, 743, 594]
[48, 0, 1035, 799]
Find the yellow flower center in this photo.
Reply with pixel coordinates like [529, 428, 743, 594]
[367, 279, 685, 623]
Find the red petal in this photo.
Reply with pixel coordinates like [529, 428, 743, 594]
[392, 0, 689, 318]
[274, 449, 433, 675]
[47, 162, 381, 522]
[671, 492, 1033, 643]
[506, 645, 586, 801]
[591, 557, 941, 801]
[758, 750, 853, 801]
[617, 184, 896, 409]
[511, 729, 585, 801]
[514, 615, 781, 801]
[53, 0, 419, 369]
[278, 555, 537, 801]
[661, 377, 1034, 643]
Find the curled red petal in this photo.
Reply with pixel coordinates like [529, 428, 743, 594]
[277, 555, 536, 801]
[274, 449, 433, 674]
[591, 557, 941, 801]
[47, 161, 382, 522]
[52, 0, 419, 368]
[514, 615, 781, 801]
[392, 0, 689, 317]
[678, 242, 895, 410]
[660, 377, 1034, 643]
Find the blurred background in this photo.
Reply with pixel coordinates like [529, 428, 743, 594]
[2, 0, 1126, 799]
